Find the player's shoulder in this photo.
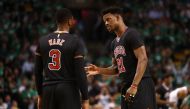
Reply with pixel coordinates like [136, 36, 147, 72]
[38, 33, 55, 42]
[127, 27, 139, 33]
[71, 34, 78, 39]
[125, 27, 141, 40]
[126, 28, 140, 36]
[70, 34, 82, 42]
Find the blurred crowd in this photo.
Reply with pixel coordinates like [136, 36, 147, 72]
[0, 0, 190, 109]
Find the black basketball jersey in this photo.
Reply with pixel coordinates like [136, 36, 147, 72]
[111, 28, 151, 84]
[36, 32, 84, 85]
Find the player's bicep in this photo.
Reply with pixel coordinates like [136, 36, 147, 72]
[129, 30, 144, 50]
[133, 46, 148, 60]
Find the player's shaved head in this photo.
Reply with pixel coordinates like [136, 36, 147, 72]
[56, 8, 73, 25]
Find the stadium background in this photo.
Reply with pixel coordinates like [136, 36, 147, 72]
[0, 0, 190, 109]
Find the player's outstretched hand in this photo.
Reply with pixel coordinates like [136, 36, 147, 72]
[85, 64, 99, 76]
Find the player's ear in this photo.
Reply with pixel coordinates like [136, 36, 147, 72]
[68, 17, 75, 27]
[115, 14, 123, 22]
[115, 14, 120, 21]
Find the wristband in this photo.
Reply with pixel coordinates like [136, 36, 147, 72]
[131, 84, 138, 89]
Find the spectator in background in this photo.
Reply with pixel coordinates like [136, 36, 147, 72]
[89, 79, 101, 105]
[104, 97, 117, 109]
[10, 100, 19, 109]
[0, 97, 7, 109]
[169, 86, 190, 109]
[5, 95, 12, 109]
[97, 86, 111, 108]
[170, 58, 190, 86]
[156, 73, 175, 109]
[108, 78, 118, 95]
[18, 77, 28, 93]
[22, 56, 34, 78]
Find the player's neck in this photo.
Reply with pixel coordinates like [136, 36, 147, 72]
[56, 26, 69, 33]
[115, 24, 128, 37]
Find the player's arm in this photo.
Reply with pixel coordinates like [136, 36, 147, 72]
[131, 45, 148, 86]
[124, 45, 148, 102]
[34, 46, 43, 97]
[74, 38, 89, 104]
[74, 55, 89, 109]
[34, 50, 43, 109]
[74, 55, 89, 100]
[86, 58, 118, 76]
[97, 58, 118, 75]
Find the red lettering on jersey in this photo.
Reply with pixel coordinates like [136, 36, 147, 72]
[116, 57, 126, 73]
[114, 46, 126, 58]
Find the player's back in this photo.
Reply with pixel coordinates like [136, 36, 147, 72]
[37, 32, 83, 85]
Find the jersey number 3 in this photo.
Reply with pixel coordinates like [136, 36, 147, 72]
[48, 49, 61, 70]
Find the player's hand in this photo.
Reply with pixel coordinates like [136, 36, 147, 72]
[85, 64, 99, 76]
[125, 85, 138, 103]
[82, 100, 89, 109]
[37, 96, 42, 109]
